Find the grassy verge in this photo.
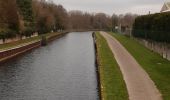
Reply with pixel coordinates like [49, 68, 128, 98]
[95, 32, 128, 100]
[0, 32, 60, 50]
[109, 32, 170, 100]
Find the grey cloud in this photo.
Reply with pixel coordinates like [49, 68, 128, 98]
[52, 0, 166, 15]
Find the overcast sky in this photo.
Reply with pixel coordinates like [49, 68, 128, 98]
[52, 0, 169, 15]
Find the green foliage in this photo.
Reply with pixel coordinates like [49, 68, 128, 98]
[36, 16, 50, 34]
[17, 0, 35, 36]
[16, 0, 34, 22]
[0, 28, 16, 39]
[132, 12, 170, 43]
[0, 0, 19, 39]
[23, 27, 34, 37]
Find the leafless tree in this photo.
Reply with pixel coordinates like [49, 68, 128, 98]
[0, 0, 19, 31]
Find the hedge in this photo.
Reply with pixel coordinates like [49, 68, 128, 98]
[132, 12, 170, 43]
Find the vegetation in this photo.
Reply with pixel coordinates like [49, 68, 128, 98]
[112, 14, 137, 31]
[17, 0, 35, 37]
[0, 32, 59, 50]
[0, 36, 40, 51]
[132, 12, 170, 43]
[32, 0, 68, 34]
[96, 32, 128, 100]
[68, 11, 111, 30]
[0, 0, 19, 40]
[0, 0, 68, 42]
[0, 0, 138, 43]
[109, 32, 170, 100]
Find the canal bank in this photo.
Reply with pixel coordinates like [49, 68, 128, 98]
[94, 32, 128, 100]
[0, 32, 68, 63]
[92, 32, 102, 100]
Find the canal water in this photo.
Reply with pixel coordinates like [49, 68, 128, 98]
[0, 32, 99, 100]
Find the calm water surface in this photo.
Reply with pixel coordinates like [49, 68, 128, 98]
[0, 32, 99, 100]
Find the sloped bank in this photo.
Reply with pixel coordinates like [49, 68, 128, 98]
[0, 32, 68, 63]
[92, 32, 102, 100]
[94, 32, 128, 100]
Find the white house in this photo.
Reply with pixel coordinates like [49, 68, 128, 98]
[161, 2, 170, 12]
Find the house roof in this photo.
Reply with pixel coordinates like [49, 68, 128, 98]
[161, 2, 170, 12]
[165, 2, 170, 8]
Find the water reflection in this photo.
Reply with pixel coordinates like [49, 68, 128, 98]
[0, 32, 98, 100]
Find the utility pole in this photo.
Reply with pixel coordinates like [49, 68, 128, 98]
[149, 11, 151, 15]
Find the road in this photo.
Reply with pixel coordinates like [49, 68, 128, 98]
[100, 32, 162, 100]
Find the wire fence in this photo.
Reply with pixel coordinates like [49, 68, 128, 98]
[115, 28, 170, 60]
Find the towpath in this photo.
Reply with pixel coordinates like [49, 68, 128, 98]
[100, 31, 162, 100]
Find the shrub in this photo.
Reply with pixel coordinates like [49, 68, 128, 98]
[0, 28, 16, 43]
[132, 12, 170, 43]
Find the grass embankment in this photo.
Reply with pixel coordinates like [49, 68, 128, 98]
[109, 32, 170, 100]
[0, 32, 60, 50]
[95, 32, 128, 100]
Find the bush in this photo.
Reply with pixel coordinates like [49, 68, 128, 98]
[23, 27, 34, 37]
[0, 28, 16, 39]
[132, 12, 170, 43]
[0, 28, 16, 43]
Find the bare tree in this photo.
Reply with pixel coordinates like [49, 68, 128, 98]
[0, 0, 19, 42]
[111, 14, 118, 31]
[32, 0, 68, 33]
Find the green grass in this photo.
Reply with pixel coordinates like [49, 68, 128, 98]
[0, 36, 41, 50]
[96, 32, 128, 100]
[0, 32, 60, 50]
[109, 32, 170, 100]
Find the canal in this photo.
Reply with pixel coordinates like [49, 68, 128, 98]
[0, 32, 99, 100]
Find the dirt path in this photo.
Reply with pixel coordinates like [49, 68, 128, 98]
[100, 32, 162, 100]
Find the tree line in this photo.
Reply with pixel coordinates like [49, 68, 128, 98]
[0, 0, 68, 41]
[132, 12, 170, 43]
[0, 0, 137, 42]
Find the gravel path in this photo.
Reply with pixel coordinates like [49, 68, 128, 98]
[100, 32, 162, 100]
